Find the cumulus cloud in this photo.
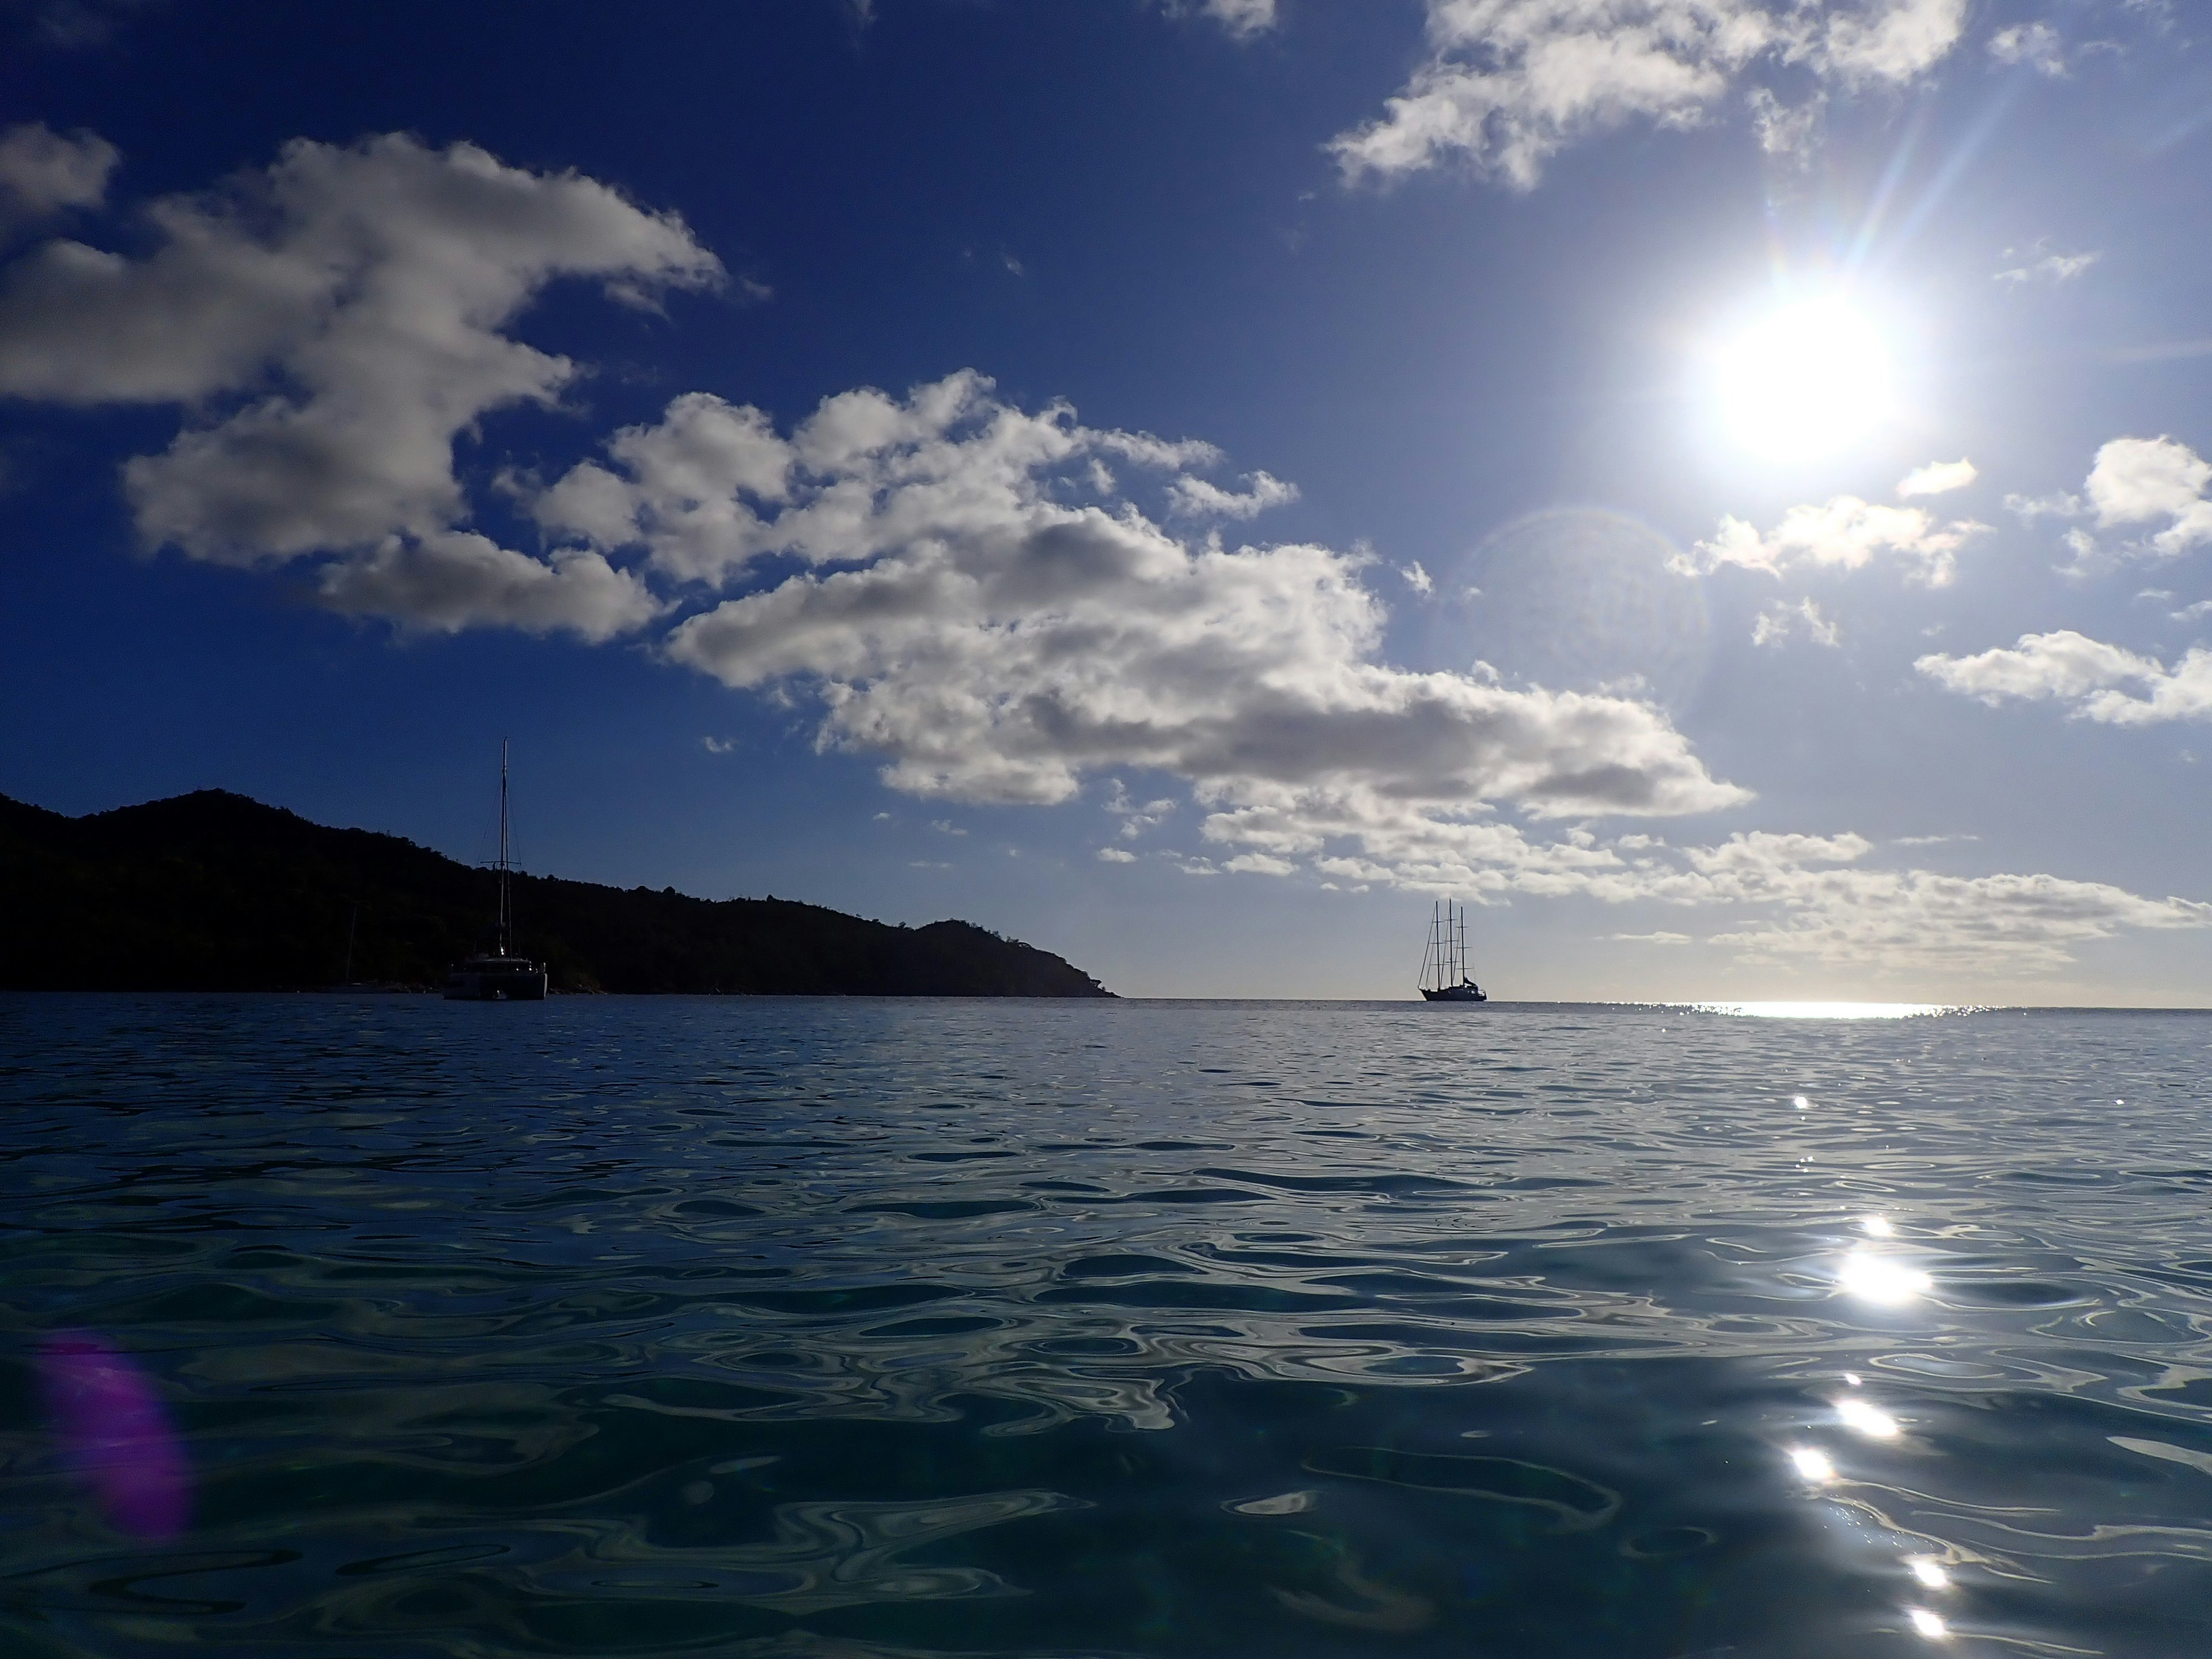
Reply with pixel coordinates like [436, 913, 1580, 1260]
[316, 534, 660, 641]
[2085, 436, 2212, 555]
[0, 123, 118, 222]
[1330, 0, 1969, 188]
[1096, 846, 1138, 863]
[1168, 469, 1300, 520]
[1896, 457, 1975, 498]
[0, 132, 720, 636]
[564, 373, 1752, 838]
[1680, 493, 1987, 586]
[1917, 630, 2212, 726]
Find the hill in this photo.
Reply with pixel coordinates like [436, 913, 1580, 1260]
[0, 790, 1113, 996]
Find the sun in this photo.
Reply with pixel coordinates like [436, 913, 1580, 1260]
[1710, 294, 1894, 464]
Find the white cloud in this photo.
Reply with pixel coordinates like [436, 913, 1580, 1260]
[1330, 0, 1969, 189]
[0, 123, 118, 221]
[1400, 559, 1434, 594]
[703, 736, 736, 754]
[1681, 496, 1987, 586]
[1199, 0, 1278, 38]
[1105, 778, 1177, 839]
[559, 373, 1751, 830]
[1751, 597, 1839, 647]
[1096, 846, 1138, 863]
[1224, 851, 1297, 875]
[1994, 248, 2099, 285]
[1987, 21, 2063, 75]
[1897, 457, 1975, 498]
[2085, 436, 2212, 554]
[1612, 930, 1692, 942]
[2005, 490, 2082, 522]
[1168, 469, 1300, 520]
[0, 132, 719, 635]
[1918, 630, 2212, 726]
[316, 533, 660, 642]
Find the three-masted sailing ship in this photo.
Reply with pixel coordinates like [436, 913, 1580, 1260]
[1418, 899, 1488, 1002]
[443, 743, 549, 1001]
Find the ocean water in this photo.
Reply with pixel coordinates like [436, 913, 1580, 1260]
[5, 997, 2212, 1659]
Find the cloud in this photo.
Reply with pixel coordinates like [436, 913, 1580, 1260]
[0, 123, 118, 222]
[1199, 0, 1278, 39]
[1210, 805, 2206, 972]
[615, 374, 1747, 840]
[2004, 489, 2082, 522]
[316, 533, 661, 642]
[1611, 930, 1692, 942]
[1400, 559, 1434, 594]
[1918, 630, 2212, 726]
[1751, 597, 1839, 648]
[2084, 436, 2212, 554]
[0, 132, 720, 635]
[1681, 494, 1987, 586]
[1896, 457, 1975, 498]
[1105, 778, 1177, 839]
[1167, 469, 1299, 520]
[1994, 248, 2099, 285]
[1987, 21, 2063, 75]
[1096, 846, 1138, 863]
[703, 736, 736, 754]
[1330, 0, 1969, 188]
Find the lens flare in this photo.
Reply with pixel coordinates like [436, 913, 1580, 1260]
[36, 1331, 190, 1539]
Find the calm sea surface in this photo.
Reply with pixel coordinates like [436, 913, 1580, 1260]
[6, 995, 2212, 1658]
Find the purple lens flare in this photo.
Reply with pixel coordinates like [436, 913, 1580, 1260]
[35, 1331, 191, 1539]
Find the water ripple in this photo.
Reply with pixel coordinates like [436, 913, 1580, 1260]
[5, 995, 2212, 1656]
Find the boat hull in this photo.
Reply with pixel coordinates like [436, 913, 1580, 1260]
[443, 966, 548, 1001]
[1421, 985, 1488, 1002]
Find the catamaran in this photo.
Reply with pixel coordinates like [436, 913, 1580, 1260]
[443, 743, 549, 1002]
[1418, 899, 1487, 1003]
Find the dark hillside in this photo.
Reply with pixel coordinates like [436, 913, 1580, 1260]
[0, 790, 1112, 996]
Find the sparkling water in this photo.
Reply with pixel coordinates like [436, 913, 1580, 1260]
[5, 994, 2211, 1657]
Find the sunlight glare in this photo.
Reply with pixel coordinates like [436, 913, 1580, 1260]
[1714, 296, 1893, 463]
[1908, 1558, 1952, 1590]
[1789, 1446, 1835, 1483]
[1836, 1396, 1900, 1438]
[1908, 1607, 1950, 1640]
[1838, 1249, 1933, 1305]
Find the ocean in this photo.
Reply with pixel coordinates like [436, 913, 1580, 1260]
[5, 994, 2211, 1657]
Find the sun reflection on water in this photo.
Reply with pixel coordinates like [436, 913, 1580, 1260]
[1688, 1002, 1968, 1020]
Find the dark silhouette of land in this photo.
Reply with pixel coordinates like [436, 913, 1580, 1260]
[0, 790, 1113, 996]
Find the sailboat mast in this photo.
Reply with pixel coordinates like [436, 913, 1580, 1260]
[1457, 904, 1467, 986]
[498, 739, 512, 957]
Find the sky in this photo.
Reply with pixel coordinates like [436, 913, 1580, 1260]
[1, 0, 2209, 1002]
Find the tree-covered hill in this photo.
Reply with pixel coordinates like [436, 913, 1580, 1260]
[0, 790, 1113, 996]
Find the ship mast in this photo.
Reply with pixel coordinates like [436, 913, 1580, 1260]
[497, 739, 513, 959]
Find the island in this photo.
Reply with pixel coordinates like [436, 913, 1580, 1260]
[0, 790, 1113, 997]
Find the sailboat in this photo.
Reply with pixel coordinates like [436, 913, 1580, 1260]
[442, 742, 549, 1002]
[1418, 900, 1488, 1003]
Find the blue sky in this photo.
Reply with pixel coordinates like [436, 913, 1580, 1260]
[2, 0, 2209, 1001]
